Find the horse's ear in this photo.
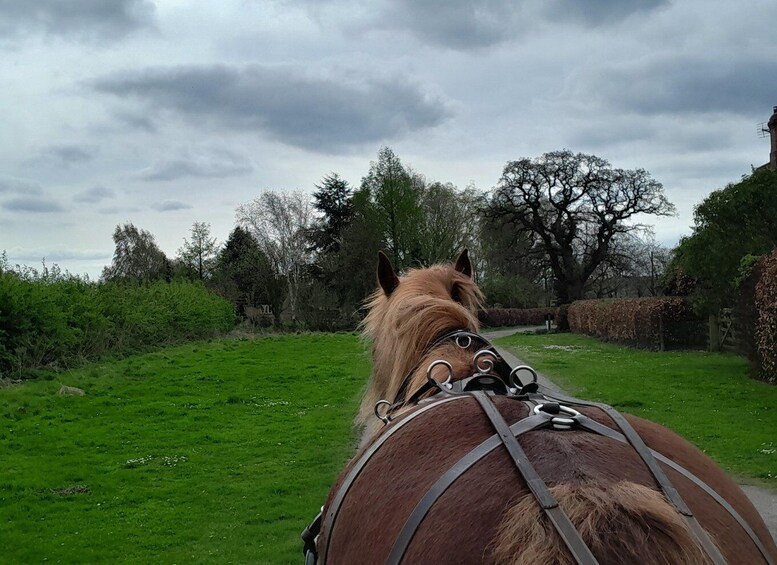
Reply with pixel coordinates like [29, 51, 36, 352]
[377, 251, 400, 296]
[454, 249, 473, 278]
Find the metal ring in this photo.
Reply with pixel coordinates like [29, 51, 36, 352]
[509, 365, 538, 388]
[374, 400, 392, 425]
[533, 404, 581, 418]
[473, 349, 497, 374]
[426, 359, 454, 390]
[549, 416, 575, 426]
[455, 335, 473, 349]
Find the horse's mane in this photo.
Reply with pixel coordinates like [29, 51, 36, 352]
[358, 261, 483, 431]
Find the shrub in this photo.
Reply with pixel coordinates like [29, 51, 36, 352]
[479, 307, 558, 328]
[567, 297, 705, 350]
[754, 250, 777, 383]
[0, 268, 234, 378]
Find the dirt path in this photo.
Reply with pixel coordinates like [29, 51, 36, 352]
[482, 327, 777, 544]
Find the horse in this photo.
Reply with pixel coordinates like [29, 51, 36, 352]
[307, 251, 777, 564]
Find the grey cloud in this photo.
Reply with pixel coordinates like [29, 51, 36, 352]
[2, 196, 64, 213]
[98, 205, 141, 214]
[0, 177, 43, 195]
[291, 0, 666, 50]
[587, 58, 777, 116]
[114, 110, 157, 132]
[137, 149, 254, 181]
[568, 116, 735, 154]
[73, 186, 115, 204]
[543, 0, 668, 26]
[152, 200, 192, 212]
[379, 0, 523, 50]
[92, 64, 451, 151]
[39, 144, 98, 165]
[0, 0, 155, 43]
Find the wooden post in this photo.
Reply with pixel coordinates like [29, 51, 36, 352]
[708, 313, 720, 352]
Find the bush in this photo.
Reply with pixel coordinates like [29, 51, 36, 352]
[479, 307, 558, 327]
[478, 274, 545, 309]
[567, 297, 705, 350]
[0, 266, 234, 378]
[754, 250, 777, 383]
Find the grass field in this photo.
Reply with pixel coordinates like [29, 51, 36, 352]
[4, 331, 776, 563]
[496, 332, 777, 486]
[0, 334, 369, 564]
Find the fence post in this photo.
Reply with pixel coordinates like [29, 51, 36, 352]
[708, 313, 720, 352]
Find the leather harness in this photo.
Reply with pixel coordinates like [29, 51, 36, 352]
[302, 331, 775, 565]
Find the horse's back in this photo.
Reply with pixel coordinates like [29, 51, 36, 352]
[322, 396, 777, 564]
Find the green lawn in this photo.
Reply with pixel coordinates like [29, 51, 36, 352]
[0, 334, 369, 564]
[5, 331, 775, 563]
[496, 332, 777, 486]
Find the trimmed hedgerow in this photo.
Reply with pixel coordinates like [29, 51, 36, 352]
[479, 307, 558, 327]
[567, 297, 705, 351]
[754, 250, 777, 383]
[0, 267, 235, 378]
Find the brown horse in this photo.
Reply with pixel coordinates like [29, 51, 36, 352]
[315, 251, 777, 564]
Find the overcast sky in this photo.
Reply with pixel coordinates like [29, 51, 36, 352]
[2, 0, 776, 278]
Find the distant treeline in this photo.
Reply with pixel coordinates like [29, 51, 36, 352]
[89, 147, 676, 331]
[0, 260, 234, 379]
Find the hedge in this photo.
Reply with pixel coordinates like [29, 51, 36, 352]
[0, 272, 235, 378]
[479, 307, 558, 327]
[568, 297, 705, 351]
[755, 250, 777, 383]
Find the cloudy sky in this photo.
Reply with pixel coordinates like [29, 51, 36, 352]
[2, 0, 775, 278]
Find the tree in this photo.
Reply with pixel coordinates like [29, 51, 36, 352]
[630, 235, 672, 297]
[102, 223, 170, 282]
[177, 222, 219, 280]
[360, 147, 423, 269]
[212, 226, 284, 320]
[478, 209, 547, 307]
[319, 187, 385, 313]
[236, 190, 314, 321]
[310, 173, 353, 254]
[485, 150, 675, 304]
[416, 181, 480, 266]
[671, 169, 777, 309]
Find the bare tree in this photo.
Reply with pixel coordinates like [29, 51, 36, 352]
[629, 235, 672, 296]
[486, 150, 675, 304]
[236, 190, 314, 321]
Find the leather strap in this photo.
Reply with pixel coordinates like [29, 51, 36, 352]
[537, 390, 733, 565]
[386, 410, 557, 565]
[390, 330, 511, 409]
[577, 414, 775, 565]
[321, 395, 469, 564]
[471, 392, 599, 565]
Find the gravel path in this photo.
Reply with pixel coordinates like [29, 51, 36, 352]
[482, 327, 777, 544]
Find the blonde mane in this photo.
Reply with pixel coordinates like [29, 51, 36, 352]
[358, 255, 483, 443]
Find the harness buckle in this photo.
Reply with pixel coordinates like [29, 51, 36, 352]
[534, 403, 581, 430]
[302, 509, 322, 563]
